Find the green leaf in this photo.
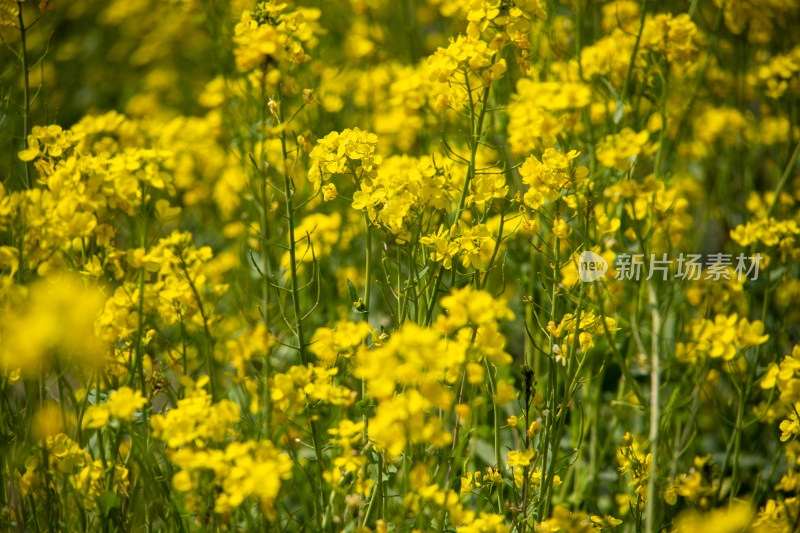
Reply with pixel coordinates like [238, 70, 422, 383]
[613, 101, 624, 124]
[475, 439, 496, 467]
[96, 491, 121, 519]
[450, 428, 474, 463]
[347, 279, 359, 305]
[348, 279, 367, 313]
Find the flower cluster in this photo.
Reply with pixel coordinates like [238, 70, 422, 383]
[519, 148, 589, 210]
[676, 314, 769, 363]
[507, 80, 591, 153]
[3, 0, 800, 531]
[307, 128, 381, 189]
[233, 1, 319, 72]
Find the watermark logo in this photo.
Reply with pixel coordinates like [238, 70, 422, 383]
[577, 252, 763, 283]
[577, 251, 608, 283]
[614, 253, 762, 282]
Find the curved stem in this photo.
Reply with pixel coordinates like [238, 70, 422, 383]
[180, 257, 218, 401]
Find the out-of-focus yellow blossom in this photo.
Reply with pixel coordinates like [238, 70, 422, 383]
[33, 403, 66, 439]
[580, 29, 636, 89]
[355, 322, 465, 399]
[309, 320, 371, 366]
[597, 128, 657, 172]
[83, 387, 147, 428]
[436, 285, 515, 331]
[494, 380, 516, 405]
[670, 503, 754, 533]
[641, 13, 699, 73]
[601, 1, 640, 33]
[107, 386, 147, 420]
[538, 506, 591, 532]
[0, 0, 19, 27]
[170, 440, 292, 517]
[457, 512, 510, 533]
[717, 0, 800, 44]
[367, 389, 453, 456]
[280, 212, 343, 272]
[761, 346, 800, 403]
[270, 364, 357, 412]
[676, 315, 768, 363]
[506, 449, 535, 467]
[693, 107, 750, 147]
[0, 274, 107, 374]
[507, 80, 590, 153]
[756, 45, 800, 99]
[150, 386, 241, 448]
[730, 217, 799, 248]
[225, 323, 275, 382]
[667, 456, 717, 505]
[233, 2, 320, 72]
[590, 514, 623, 529]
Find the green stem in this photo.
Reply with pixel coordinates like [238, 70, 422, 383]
[128, 184, 148, 394]
[276, 84, 307, 364]
[360, 452, 383, 528]
[180, 258, 217, 402]
[275, 82, 326, 530]
[259, 93, 273, 438]
[765, 140, 800, 219]
[360, 215, 373, 515]
[17, 2, 31, 189]
[644, 281, 661, 533]
[620, 0, 648, 106]
[425, 69, 491, 324]
[363, 217, 373, 322]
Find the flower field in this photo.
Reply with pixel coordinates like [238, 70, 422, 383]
[2, 0, 800, 531]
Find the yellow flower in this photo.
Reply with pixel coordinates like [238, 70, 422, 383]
[590, 514, 623, 529]
[308, 128, 381, 188]
[597, 128, 656, 171]
[172, 470, 194, 492]
[0, 274, 107, 375]
[82, 405, 110, 429]
[18, 139, 41, 162]
[671, 503, 753, 533]
[735, 317, 769, 347]
[321, 183, 338, 201]
[494, 380, 516, 406]
[507, 449, 535, 467]
[553, 218, 571, 239]
[309, 320, 371, 366]
[466, 362, 485, 384]
[107, 387, 147, 421]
